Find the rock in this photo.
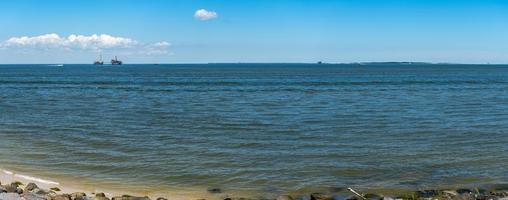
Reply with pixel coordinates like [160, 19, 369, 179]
[457, 189, 473, 195]
[0, 193, 22, 200]
[491, 192, 508, 198]
[50, 188, 61, 192]
[94, 193, 109, 200]
[452, 194, 475, 200]
[345, 195, 359, 200]
[443, 190, 459, 197]
[111, 196, 150, 200]
[25, 183, 39, 192]
[11, 182, 23, 188]
[22, 193, 49, 200]
[71, 192, 86, 200]
[51, 194, 72, 200]
[416, 190, 439, 198]
[95, 194, 106, 198]
[2, 185, 17, 193]
[14, 189, 22, 195]
[276, 195, 293, 200]
[34, 189, 53, 196]
[310, 193, 334, 200]
[156, 198, 167, 200]
[479, 195, 500, 200]
[207, 188, 222, 194]
[364, 194, 382, 200]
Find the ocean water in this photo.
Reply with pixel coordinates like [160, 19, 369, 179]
[1, 64, 508, 198]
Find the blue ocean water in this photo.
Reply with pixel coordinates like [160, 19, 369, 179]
[0, 64, 507, 197]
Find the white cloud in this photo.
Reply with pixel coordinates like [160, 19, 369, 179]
[194, 9, 218, 21]
[0, 33, 170, 55]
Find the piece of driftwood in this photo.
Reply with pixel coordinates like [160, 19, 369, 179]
[347, 188, 367, 200]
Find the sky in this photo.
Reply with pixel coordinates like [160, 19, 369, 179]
[0, 0, 508, 64]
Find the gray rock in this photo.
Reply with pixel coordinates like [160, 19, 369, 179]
[491, 192, 508, 198]
[25, 183, 39, 193]
[51, 194, 71, 200]
[457, 189, 473, 195]
[34, 189, 53, 196]
[417, 190, 439, 198]
[71, 192, 87, 200]
[310, 193, 334, 200]
[452, 194, 475, 200]
[2, 185, 18, 193]
[111, 196, 150, 200]
[22, 193, 49, 200]
[0, 193, 21, 200]
[276, 195, 293, 200]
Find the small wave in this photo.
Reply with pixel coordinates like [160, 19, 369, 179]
[1, 168, 60, 185]
[48, 64, 64, 67]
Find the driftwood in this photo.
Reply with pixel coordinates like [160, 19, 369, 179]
[347, 188, 367, 200]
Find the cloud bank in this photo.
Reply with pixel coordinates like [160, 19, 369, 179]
[0, 33, 170, 55]
[194, 9, 218, 20]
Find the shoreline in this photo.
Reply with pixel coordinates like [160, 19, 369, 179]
[1, 168, 508, 200]
[0, 168, 213, 200]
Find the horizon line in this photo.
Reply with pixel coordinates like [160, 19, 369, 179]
[0, 62, 507, 65]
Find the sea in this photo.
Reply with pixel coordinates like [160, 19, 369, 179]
[0, 64, 507, 199]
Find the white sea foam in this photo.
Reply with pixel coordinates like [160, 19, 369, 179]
[0, 168, 59, 185]
[14, 174, 60, 185]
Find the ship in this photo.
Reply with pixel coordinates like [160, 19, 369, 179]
[93, 54, 104, 65]
[111, 56, 123, 65]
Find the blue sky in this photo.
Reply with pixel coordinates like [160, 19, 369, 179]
[0, 0, 507, 64]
